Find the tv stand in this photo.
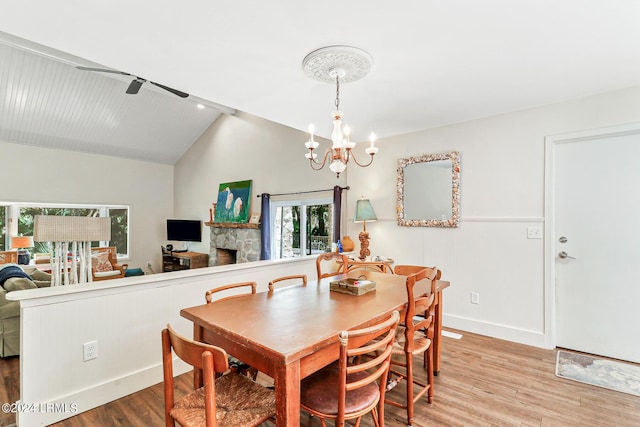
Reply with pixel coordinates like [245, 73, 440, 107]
[164, 251, 209, 271]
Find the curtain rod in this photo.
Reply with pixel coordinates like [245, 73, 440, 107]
[256, 186, 349, 198]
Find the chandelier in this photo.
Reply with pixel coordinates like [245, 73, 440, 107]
[302, 46, 379, 178]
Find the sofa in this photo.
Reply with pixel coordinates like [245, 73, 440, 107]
[0, 264, 51, 357]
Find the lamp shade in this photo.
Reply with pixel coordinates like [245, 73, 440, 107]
[11, 235, 34, 249]
[33, 215, 111, 242]
[354, 199, 377, 222]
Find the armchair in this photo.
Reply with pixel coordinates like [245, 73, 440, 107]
[91, 247, 128, 281]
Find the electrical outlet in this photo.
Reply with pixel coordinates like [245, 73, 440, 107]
[470, 292, 480, 304]
[83, 340, 98, 361]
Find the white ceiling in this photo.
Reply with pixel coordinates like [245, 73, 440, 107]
[1, 1, 639, 164]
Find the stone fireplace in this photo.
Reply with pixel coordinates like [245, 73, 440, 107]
[207, 222, 261, 266]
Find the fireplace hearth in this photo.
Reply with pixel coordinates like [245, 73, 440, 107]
[216, 248, 237, 265]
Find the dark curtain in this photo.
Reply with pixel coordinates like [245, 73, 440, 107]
[260, 193, 271, 260]
[332, 186, 343, 242]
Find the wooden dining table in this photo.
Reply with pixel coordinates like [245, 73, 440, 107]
[180, 270, 449, 427]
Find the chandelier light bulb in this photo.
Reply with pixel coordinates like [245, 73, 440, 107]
[309, 124, 316, 142]
[329, 159, 347, 174]
[305, 123, 319, 150]
[365, 132, 379, 155]
[331, 112, 344, 148]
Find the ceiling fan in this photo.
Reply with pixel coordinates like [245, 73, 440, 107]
[76, 66, 189, 98]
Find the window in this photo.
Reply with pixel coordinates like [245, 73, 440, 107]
[0, 205, 6, 251]
[0, 203, 129, 257]
[271, 198, 333, 259]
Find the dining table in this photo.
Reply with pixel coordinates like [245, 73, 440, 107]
[180, 270, 449, 427]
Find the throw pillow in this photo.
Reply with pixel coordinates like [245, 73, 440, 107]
[3, 277, 38, 292]
[29, 269, 52, 282]
[92, 252, 113, 272]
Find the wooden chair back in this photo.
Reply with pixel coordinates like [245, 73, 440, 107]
[315, 252, 348, 281]
[0, 251, 18, 265]
[204, 281, 258, 380]
[162, 324, 229, 427]
[384, 267, 439, 425]
[404, 268, 438, 352]
[91, 246, 128, 280]
[162, 324, 275, 427]
[395, 264, 442, 280]
[339, 310, 400, 424]
[205, 281, 257, 304]
[268, 274, 307, 291]
[300, 310, 400, 426]
[91, 246, 117, 264]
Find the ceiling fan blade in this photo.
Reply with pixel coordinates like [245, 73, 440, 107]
[150, 81, 189, 98]
[126, 78, 144, 95]
[78, 66, 188, 98]
[76, 66, 132, 76]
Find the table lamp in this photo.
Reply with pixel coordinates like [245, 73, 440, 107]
[11, 235, 34, 265]
[354, 198, 377, 260]
[33, 215, 111, 286]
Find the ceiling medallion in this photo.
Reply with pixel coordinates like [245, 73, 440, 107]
[301, 46, 378, 178]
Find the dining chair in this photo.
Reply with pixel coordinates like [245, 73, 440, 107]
[315, 252, 348, 281]
[268, 274, 307, 291]
[205, 281, 257, 303]
[300, 310, 400, 427]
[394, 264, 441, 280]
[385, 267, 438, 426]
[205, 281, 258, 379]
[394, 264, 442, 368]
[161, 324, 275, 427]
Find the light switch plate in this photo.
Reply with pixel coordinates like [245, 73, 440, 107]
[527, 226, 542, 239]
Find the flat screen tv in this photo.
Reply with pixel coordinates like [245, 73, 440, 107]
[166, 219, 202, 242]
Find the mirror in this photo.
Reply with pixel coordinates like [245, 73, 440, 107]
[396, 151, 460, 227]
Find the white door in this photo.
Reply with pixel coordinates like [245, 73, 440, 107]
[551, 123, 640, 363]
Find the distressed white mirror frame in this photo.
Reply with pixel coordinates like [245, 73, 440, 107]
[396, 151, 460, 227]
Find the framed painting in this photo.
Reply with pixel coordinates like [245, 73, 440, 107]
[214, 180, 252, 223]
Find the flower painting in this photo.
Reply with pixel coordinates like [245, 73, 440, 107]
[214, 180, 252, 223]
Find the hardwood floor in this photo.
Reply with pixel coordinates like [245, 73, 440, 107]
[0, 355, 18, 427]
[2, 329, 639, 426]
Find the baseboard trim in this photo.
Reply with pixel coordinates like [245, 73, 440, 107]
[17, 359, 190, 426]
[443, 314, 550, 349]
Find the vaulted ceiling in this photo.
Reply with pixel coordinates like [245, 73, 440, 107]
[1, 1, 639, 165]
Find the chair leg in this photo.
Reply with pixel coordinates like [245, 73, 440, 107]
[426, 345, 434, 403]
[372, 404, 384, 427]
[406, 351, 414, 426]
[423, 345, 428, 369]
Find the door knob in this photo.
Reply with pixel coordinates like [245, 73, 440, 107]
[558, 251, 575, 259]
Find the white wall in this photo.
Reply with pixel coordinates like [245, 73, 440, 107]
[0, 141, 173, 273]
[173, 111, 348, 254]
[345, 86, 640, 346]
